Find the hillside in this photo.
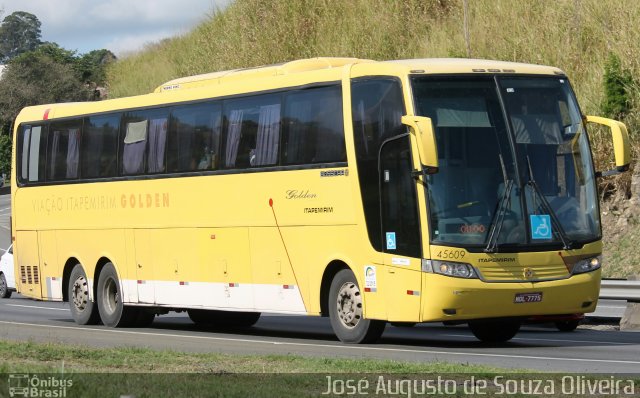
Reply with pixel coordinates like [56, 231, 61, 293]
[107, 0, 640, 278]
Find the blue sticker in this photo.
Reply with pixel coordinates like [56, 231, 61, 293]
[530, 215, 552, 239]
[386, 232, 397, 250]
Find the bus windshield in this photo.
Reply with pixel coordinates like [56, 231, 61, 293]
[413, 76, 600, 250]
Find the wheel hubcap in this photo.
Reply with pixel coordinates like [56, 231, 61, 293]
[336, 282, 362, 329]
[104, 277, 118, 315]
[72, 275, 89, 312]
[0, 278, 6, 294]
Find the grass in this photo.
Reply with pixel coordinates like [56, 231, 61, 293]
[0, 339, 501, 374]
[0, 339, 637, 397]
[0, 339, 509, 397]
[105, 0, 640, 278]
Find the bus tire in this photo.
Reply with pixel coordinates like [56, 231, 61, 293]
[0, 273, 11, 298]
[96, 263, 137, 327]
[68, 264, 99, 325]
[468, 319, 521, 343]
[328, 269, 385, 344]
[188, 309, 261, 328]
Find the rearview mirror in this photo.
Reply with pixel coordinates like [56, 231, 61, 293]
[401, 115, 439, 174]
[586, 115, 631, 176]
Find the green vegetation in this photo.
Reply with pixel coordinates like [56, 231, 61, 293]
[0, 11, 41, 62]
[0, 339, 509, 396]
[0, 11, 116, 175]
[0, 339, 500, 373]
[0, 339, 637, 397]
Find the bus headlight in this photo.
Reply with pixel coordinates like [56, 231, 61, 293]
[571, 256, 602, 275]
[423, 259, 478, 279]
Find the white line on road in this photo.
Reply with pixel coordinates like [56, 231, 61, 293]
[0, 320, 639, 367]
[4, 304, 68, 312]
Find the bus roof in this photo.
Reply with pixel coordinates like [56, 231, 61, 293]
[153, 57, 370, 93]
[155, 57, 565, 93]
[15, 57, 565, 124]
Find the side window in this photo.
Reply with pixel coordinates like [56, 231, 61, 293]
[282, 85, 345, 165]
[19, 125, 47, 183]
[121, 109, 169, 175]
[82, 114, 120, 178]
[48, 120, 82, 181]
[351, 78, 406, 252]
[223, 93, 281, 169]
[167, 102, 221, 172]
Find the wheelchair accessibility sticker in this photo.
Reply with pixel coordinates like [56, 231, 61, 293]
[530, 215, 552, 239]
[385, 232, 396, 250]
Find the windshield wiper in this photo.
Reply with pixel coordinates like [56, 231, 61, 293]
[484, 155, 512, 253]
[525, 155, 573, 250]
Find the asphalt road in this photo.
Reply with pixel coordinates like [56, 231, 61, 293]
[0, 191, 638, 373]
[0, 296, 638, 373]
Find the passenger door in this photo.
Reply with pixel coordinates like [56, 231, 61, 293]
[379, 135, 423, 321]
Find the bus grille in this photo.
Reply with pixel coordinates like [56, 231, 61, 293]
[478, 263, 569, 282]
[19, 266, 40, 285]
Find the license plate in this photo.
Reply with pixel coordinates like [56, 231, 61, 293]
[514, 292, 543, 303]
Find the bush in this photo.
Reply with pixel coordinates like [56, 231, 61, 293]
[601, 53, 634, 119]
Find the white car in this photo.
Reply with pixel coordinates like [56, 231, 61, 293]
[0, 244, 15, 298]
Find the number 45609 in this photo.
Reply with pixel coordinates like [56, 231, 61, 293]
[435, 249, 466, 260]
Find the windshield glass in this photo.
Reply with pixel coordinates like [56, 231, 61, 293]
[413, 76, 600, 250]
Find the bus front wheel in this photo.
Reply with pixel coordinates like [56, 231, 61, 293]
[68, 264, 99, 325]
[96, 263, 137, 327]
[468, 319, 521, 343]
[328, 269, 385, 344]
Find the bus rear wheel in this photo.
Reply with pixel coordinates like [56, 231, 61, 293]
[468, 319, 521, 343]
[96, 263, 137, 327]
[328, 269, 385, 344]
[188, 309, 261, 328]
[68, 264, 99, 325]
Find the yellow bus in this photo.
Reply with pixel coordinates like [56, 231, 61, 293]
[11, 57, 630, 343]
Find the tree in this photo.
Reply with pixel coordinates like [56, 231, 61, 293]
[78, 49, 117, 85]
[0, 11, 41, 62]
[0, 50, 93, 124]
[0, 134, 10, 177]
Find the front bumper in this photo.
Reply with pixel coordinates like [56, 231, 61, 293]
[420, 269, 600, 322]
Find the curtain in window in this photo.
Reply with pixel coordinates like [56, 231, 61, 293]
[254, 104, 280, 166]
[84, 127, 103, 178]
[225, 110, 243, 168]
[66, 128, 80, 178]
[148, 118, 167, 173]
[49, 131, 61, 178]
[123, 120, 147, 174]
[285, 101, 310, 164]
